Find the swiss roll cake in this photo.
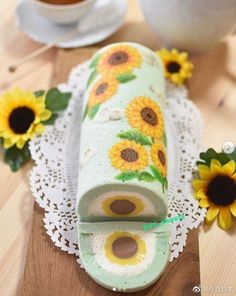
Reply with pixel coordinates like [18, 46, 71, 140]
[77, 42, 170, 292]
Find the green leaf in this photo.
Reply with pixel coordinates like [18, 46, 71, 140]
[198, 148, 231, 166]
[34, 90, 45, 98]
[0, 138, 3, 145]
[115, 171, 139, 182]
[82, 104, 89, 121]
[89, 54, 101, 69]
[88, 103, 100, 119]
[118, 130, 152, 146]
[227, 150, 236, 163]
[162, 132, 167, 147]
[43, 113, 58, 125]
[116, 72, 136, 83]
[45, 88, 72, 112]
[163, 177, 168, 190]
[4, 144, 31, 172]
[86, 69, 98, 89]
[138, 171, 156, 182]
[150, 165, 163, 182]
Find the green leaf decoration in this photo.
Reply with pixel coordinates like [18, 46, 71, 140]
[82, 104, 89, 121]
[161, 180, 165, 193]
[0, 138, 3, 145]
[34, 90, 45, 98]
[116, 72, 136, 83]
[163, 177, 168, 190]
[150, 165, 163, 182]
[88, 103, 100, 119]
[198, 148, 231, 166]
[89, 54, 101, 69]
[138, 171, 156, 182]
[43, 113, 58, 125]
[4, 143, 31, 172]
[118, 130, 152, 146]
[227, 149, 236, 163]
[162, 132, 167, 147]
[86, 69, 98, 89]
[45, 88, 72, 112]
[115, 171, 139, 181]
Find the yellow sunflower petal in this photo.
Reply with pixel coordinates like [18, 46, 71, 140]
[35, 123, 45, 134]
[210, 160, 223, 174]
[192, 179, 207, 191]
[195, 189, 207, 200]
[40, 110, 52, 121]
[198, 164, 211, 180]
[223, 160, 236, 176]
[230, 201, 236, 217]
[16, 138, 27, 149]
[206, 205, 220, 222]
[199, 198, 210, 208]
[218, 207, 232, 230]
[3, 138, 14, 149]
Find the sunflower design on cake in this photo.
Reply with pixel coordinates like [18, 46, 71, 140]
[0, 88, 51, 149]
[193, 159, 236, 230]
[88, 76, 119, 108]
[150, 142, 167, 177]
[157, 48, 193, 85]
[125, 96, 164, 139]
[97, 45, 142, 76]
[109, 140, 148, 171]
[105, 231, 146, 265]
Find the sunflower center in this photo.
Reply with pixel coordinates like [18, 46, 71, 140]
[108, 51, 129, 65]
[121, 148, 139, 162]
[206, 175, 236, 206]
[158, 150, 166, 165]
[95, 82, 108, 95]
[9, 107, 35, 134]
[167, 61, 181, 73]
[141, 107, 158, 126]
[112, 236, 138, 258]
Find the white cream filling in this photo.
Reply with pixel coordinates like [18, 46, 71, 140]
[88, 191, 156, 216]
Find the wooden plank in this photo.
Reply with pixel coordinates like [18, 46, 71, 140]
[22, 48, 201, 296]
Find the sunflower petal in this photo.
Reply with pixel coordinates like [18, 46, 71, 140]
[40, 110, 51, 121]
[218, 207, 232, 230]
[210, 159, 221, 168]
[206, 205, 220, 222]
[4, 138, 14, 149]
[230, 201, 236, 217]
[199, 198, 210, 208]
[198, 164, 211, 180]
[223, 160, 235, 176]
[195, 189, 207, 200]
[192, 179, 207, 190]
[16, 138, 27, 149]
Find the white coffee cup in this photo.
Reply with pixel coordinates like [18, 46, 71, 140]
[30, 0, 97, 25]
[139, 0, 236, 53]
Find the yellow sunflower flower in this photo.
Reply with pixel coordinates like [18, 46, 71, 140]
[150, 142, 167, 177]
[0, 88, 51, 149]
[192, 159, 236, 230]
[97, 44, 142, 75]
[125, 96, 164, 139]
[88, 76, 119, 108]
[157, 48, 193, 85]
[109, 140, 148, 171]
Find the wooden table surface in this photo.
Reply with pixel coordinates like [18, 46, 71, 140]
[0, 1, 235, 295]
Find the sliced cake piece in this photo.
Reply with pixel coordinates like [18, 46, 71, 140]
[78, 222, 170, 292]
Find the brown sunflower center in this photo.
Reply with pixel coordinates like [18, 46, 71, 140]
[95, 82, 108, 95]
[206, 175, 236, 206]
[112, 236, 138, 258]
[9, 107, 35, 134]
[158, 150, 166, 165]
[167, 61, 181, 73]
[108, 51, 129, 65]
[141, 107, 158, 126]
[110, 200, 136, 215]
[121, 148, 139, 162]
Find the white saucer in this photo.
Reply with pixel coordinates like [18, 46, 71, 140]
[15, 0, 127, 48]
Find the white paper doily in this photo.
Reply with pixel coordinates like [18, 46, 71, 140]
[30, 61, 206, 263]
